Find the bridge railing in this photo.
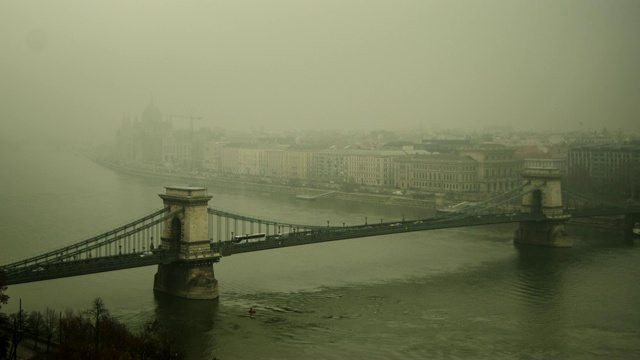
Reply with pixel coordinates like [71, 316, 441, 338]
[0, 208, 183, 274]
[562, 188, 629, 209]
[207, 208, 327, 230]
[4, 250, 180, 285]
[213, 211, 556, 256]
[207, 208, 326, 229]
[435, 184, 541, 223]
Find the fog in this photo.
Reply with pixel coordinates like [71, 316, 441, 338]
[1, 0, 639, 143]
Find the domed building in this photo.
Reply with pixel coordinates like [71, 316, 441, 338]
[141, 101, 163, 126]
[139, 101, 171, 163]
[115, 100, 172, 164]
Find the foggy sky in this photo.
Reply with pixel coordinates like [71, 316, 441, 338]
[1, 0, 639, 143]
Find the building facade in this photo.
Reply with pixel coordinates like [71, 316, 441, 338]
[459, 143, 522, 193]
[395, 154, 479, 193]
[567, 143, 640, 193]
[523, 158, 567, 174]
[345, 150, 407, 187]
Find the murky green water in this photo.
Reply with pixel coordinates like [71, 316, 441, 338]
[1, 146, 639, 359]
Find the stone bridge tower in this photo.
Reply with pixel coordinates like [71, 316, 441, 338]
[153, 186, 219, 299]
[514, 168, 571, 247]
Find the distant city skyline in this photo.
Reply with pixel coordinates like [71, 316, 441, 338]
[2, 0, 639, 143]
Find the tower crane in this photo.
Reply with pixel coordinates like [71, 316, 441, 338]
[168, 114, 203, 133]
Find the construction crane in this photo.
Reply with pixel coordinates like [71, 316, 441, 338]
[168, 114, 203, 133]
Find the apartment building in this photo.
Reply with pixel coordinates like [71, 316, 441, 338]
[283, 146, 318, 181]
[568, 143, 640, 187]
[201, 141, 226, 172]
[345, 150, 407, 187]
[459, 143, 522, 193]
[238, 146, 264, 175]
[263, 147, 286, 178]
[221, 145, 241, 174]
[395, 154, 478, 193]
[315, 148, 348, 184]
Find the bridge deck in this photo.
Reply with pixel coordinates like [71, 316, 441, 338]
[3, 204, 639, 285]
[217, 207, 640, 256]
[4, 251, 209, 285]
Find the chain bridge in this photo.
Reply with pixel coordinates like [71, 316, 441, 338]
[2, 169, 639, 299]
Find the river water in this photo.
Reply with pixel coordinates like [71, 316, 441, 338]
[1, 145, 639, 359]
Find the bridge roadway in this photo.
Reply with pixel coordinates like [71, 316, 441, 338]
[217, 211, 549, 256]
[5, 206, 638, 285]
[4, 251, 180, 285]
[217, 206, 640, 256]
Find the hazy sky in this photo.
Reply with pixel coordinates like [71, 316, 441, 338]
[1, 0, 639, 142]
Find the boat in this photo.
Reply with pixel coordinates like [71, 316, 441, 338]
[633, 222, 640, 236]
[295, 194, 317, 200]
[295, 191, 335, 200]
[436, 201, 475, 216]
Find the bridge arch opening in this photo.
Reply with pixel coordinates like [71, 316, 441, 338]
[169, 217, 182, 253]
[531, 189, 542, 213]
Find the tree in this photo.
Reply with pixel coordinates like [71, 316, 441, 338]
[288, 177, 301, 187]
[0, 270, 9, 360]
[58, 309, 94, 360]
[8, 308, 26, 360]
[341, 177, 359, 192]
[87, 297, 109, 359]
[0, 270, 8, 310]
[0, 312, 9, 360]
[34, 299, 184, 360]
[136, 319, 182, 360]
[27, 310, 44, 350]
[43, 307, 57, 353]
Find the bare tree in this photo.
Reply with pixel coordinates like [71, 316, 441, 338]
[0, 271, 9, 359]
[87, 297, 109, 359]
[43, 307, 57, 353]
[47, 299, 184, 359]
[0, 270, 8, 310]
[27, 310, 44, 350]
[8, 308, 26, 360]
[0, 313, 9, 360]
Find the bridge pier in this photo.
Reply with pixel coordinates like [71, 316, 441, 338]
[154, 263, 218, 300]
[514, 168, 572, 247]
[154, 186, 219, 300]
[625, 213, 640, 236]
[514, 220, 570, 247]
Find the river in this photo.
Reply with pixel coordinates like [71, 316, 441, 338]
[1, 145, 639, 359]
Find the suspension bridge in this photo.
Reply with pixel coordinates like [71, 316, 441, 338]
[2, 169, 639, 299]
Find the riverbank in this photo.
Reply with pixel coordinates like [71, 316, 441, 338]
[91, 158, 632, 231]
[93, 158, 437, 209]
[0, 327, 59, 360]
[569, 214, 628, 229]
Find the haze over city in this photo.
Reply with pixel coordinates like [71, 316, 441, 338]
[1, 0, 639, 144]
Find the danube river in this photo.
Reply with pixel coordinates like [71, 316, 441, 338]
[1, 145, 639, 359]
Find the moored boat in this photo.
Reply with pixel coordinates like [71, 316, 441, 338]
[436, 201, 475, 216]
